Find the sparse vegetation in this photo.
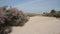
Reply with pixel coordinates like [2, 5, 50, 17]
[26, 13, 41, 17]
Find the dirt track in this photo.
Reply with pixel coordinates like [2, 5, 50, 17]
[11, 16, 60, 34]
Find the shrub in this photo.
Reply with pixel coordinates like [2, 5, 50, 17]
[0, 6, 29, 26]
[43, 9, 60, 18]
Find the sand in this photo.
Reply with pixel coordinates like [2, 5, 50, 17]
[11, 16, 60, 34]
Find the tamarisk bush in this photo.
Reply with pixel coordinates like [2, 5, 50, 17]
[0, 6, 29, 34]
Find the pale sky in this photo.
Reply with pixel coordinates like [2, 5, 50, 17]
[0, 0, 60, 14]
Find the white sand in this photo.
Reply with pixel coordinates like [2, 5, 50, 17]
[11, 16, 60, 34]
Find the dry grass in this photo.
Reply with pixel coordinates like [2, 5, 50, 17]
[26, 13, 41, 17]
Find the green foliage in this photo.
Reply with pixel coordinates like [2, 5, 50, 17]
[43, 9, 60, 18]
[50, 9, 56, 13]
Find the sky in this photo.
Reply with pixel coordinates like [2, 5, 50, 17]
[0, 0, 60, 14]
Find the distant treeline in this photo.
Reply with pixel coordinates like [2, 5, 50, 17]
[43, 9, 60, 18]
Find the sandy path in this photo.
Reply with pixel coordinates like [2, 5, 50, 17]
[11, 16, 60, 34]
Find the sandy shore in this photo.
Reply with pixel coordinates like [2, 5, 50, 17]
[11, 16, 60, 34]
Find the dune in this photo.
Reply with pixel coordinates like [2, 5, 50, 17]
[11, 16, 60, 34]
